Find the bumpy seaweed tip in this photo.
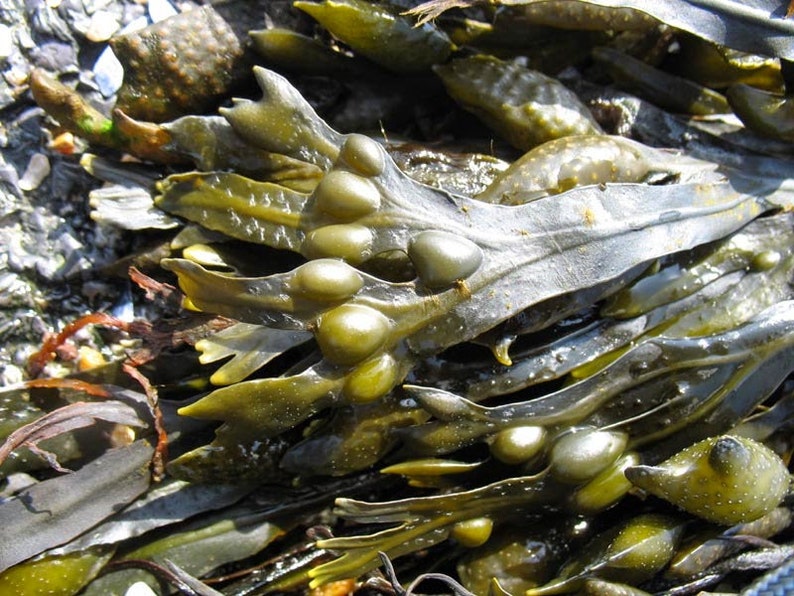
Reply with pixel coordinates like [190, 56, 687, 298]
[477, 135, 655, 205]
[294, 0, 453, 73]
[625, 436, 791, 525]
[515, 1, 659, 31]
[434, 55, 603, 150]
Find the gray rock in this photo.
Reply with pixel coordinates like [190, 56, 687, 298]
[0, 0, 178, 382]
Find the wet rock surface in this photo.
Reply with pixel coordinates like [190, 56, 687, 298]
[0, 0, 183, 382]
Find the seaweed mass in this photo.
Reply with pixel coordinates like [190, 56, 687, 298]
[4, 1, 794, 595]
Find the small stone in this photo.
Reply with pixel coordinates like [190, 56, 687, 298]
[13, 346, 34, 368]
[18, 153, 51, 191]
[93, 45, 124, 97]
[48, 131, 77, 155]
[111, 287, 135, 322]
[124, 582, 158, 596]
[0, 25, 13, 60]
[148, 0, 178, 23]
[85, 10, 121, 43]
[0, 272, 36, 308]
[89, 184, 180, 230]
[0, 473, 38, 499]
[31, 41, 78, 72]
[15, 27, 35, 51]
[5, 65, 28, 87]
[93, 15, 148, 97]
[77, 346, 107, 371]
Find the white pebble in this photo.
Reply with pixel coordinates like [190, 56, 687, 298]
[18, 153, 51, 191]
[89, 184, 180, 230]
[93, 45, 124, 97]
[16, 26, 35, 50]
[0, 364, 23, 385]
[0, 25, 13, 59]
[93, 14, 150, 97]
[124, 581, 158, 596]
[148, 0, 178, 23]
[85, 10, 120, 43]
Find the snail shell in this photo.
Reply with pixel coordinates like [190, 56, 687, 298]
[625, 436, 791, 525]
[110, 5, 251, 121]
